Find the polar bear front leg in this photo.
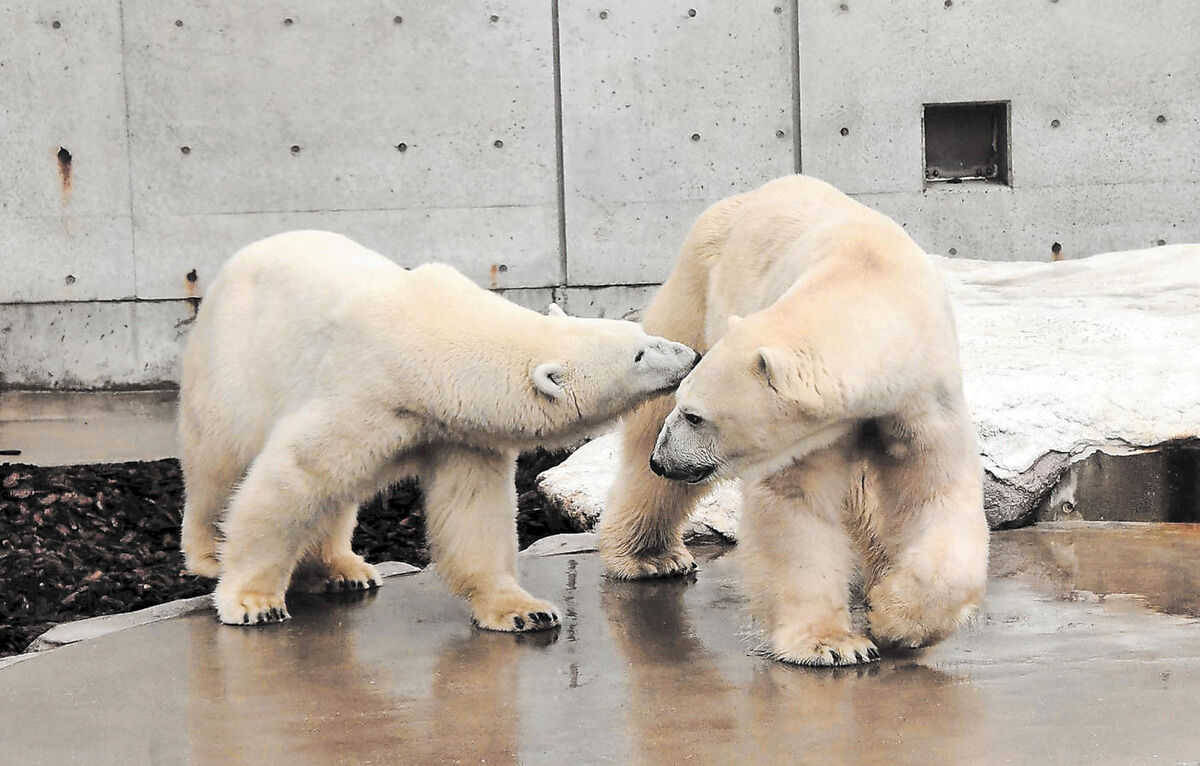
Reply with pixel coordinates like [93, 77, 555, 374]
[422, 445, 560, 632]
[739, 468, 878, 667]
[599, 395, 706, 579]
[866, 474, 989, 649]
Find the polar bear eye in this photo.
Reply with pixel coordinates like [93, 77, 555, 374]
[683, 412, 704, 426]
[634, 350, 645, 363]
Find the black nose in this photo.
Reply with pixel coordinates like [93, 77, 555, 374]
[691, 350, 702, 367]
[649, 455, 666, 477]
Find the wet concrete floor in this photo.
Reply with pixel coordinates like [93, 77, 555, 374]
[0, 390, 179, 466]
[2, 522, 1199, 765]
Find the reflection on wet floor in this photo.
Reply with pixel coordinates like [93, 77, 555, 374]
[2, 523, 1200, 765]
[991, 521, 1200, 617]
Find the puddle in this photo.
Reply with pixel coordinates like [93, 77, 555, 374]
[991, 522, 1200, 617]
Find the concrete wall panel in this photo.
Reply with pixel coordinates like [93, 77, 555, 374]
[0, 1, 134, 302]
[860, 180, 1200, 262]
[800, 0, 1200, 195]
[0, 300, 188, 389]
[122, 1, 559, 296]
[560, 1, 796, 285]
[563, 285, 658, 322]
[133, 205, 559, 300]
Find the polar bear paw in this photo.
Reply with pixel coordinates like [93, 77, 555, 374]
[768, 629, 880, 667]
[214, 586, 291, 626]
[471, 590, 561, 633]
[601, 544, 698, 580]
[296, 557, 382, 594]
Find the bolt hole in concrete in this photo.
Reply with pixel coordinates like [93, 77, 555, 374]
[493, 139, 503, 148]
[490, 14, 499, 22]
[51, 19, 60, 29]
[1156, 114, 1167, 123]
[599, 10, 608, 19]
[64, 275, 75, 285]
[1051, 241, 1063, 260]
[840, 127, 849, 136]
[688, 8, 697, 17]
[393, 15, 402, 24]
[283, 17, 294, 26]
[1038, 447, 1200, 523]
[174, 19, 183, 27]
[180, 145, 190, 155]
[290, 144, 301, 154]
[691, 133, 701, 142]
[395, 142, 407, 152]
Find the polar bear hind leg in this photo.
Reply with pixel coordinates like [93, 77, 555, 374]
[179, 407, 248, 579]
[421, 444, 560, 632]
[214, 406, 408, 625]
[291, 501, 382, 593]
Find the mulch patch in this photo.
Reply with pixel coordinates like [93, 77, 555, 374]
[0, 448, 573, 658]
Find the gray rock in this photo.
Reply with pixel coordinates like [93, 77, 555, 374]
[538, 245, 1200, 533]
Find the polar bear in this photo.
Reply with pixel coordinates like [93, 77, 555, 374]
[598, 176, 989, 665]
[179, 230, 699, 630]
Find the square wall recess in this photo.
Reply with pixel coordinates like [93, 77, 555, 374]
[923, 101, 1010, 185]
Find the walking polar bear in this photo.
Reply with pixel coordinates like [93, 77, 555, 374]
[180, 231, 699, 630]
[599, 175, 989, 665]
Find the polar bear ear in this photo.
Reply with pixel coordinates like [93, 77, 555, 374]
[532, 362, 566, 399]
[727, 314, 743, 331]
[546, 303, 567, 318]
[754, 346, 792, 395]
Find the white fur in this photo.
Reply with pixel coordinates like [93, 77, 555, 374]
[179, 230, 698, 630]
[598, 176, 989, 665]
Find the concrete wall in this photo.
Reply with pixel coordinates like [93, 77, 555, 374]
[2, 1, 1197, 388]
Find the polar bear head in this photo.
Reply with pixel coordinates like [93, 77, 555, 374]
[528, 304, 700, 437]
[648, 314, 853, 483]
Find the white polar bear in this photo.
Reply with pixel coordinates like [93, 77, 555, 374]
[598, 176, 989, 665]
[179, 230, 698, 630]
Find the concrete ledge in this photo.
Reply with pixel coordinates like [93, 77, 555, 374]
[15, 560, 422, 658]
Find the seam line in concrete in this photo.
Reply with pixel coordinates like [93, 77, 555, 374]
[116, 0, 139, 300]
[0, 283, 664, 309]
[550, 0, 569, 289]
[791, 0, 802, 174]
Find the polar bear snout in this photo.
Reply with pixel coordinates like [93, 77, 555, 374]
[650, 410, 719, 484]
[637, 338, 701, 393]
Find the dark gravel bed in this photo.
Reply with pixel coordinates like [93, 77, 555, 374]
[0, 449, 573, 658]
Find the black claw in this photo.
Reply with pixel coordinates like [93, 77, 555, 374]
[242, 614, 250, 624]
[513, 616, 526, 630]
[828, 650, 842, 665]
[688, 561, 698, 571]
[535, 611, 551, 623]
[867, 647, 881, 661]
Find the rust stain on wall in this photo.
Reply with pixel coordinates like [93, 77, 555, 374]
[56, 146, 72, 198]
